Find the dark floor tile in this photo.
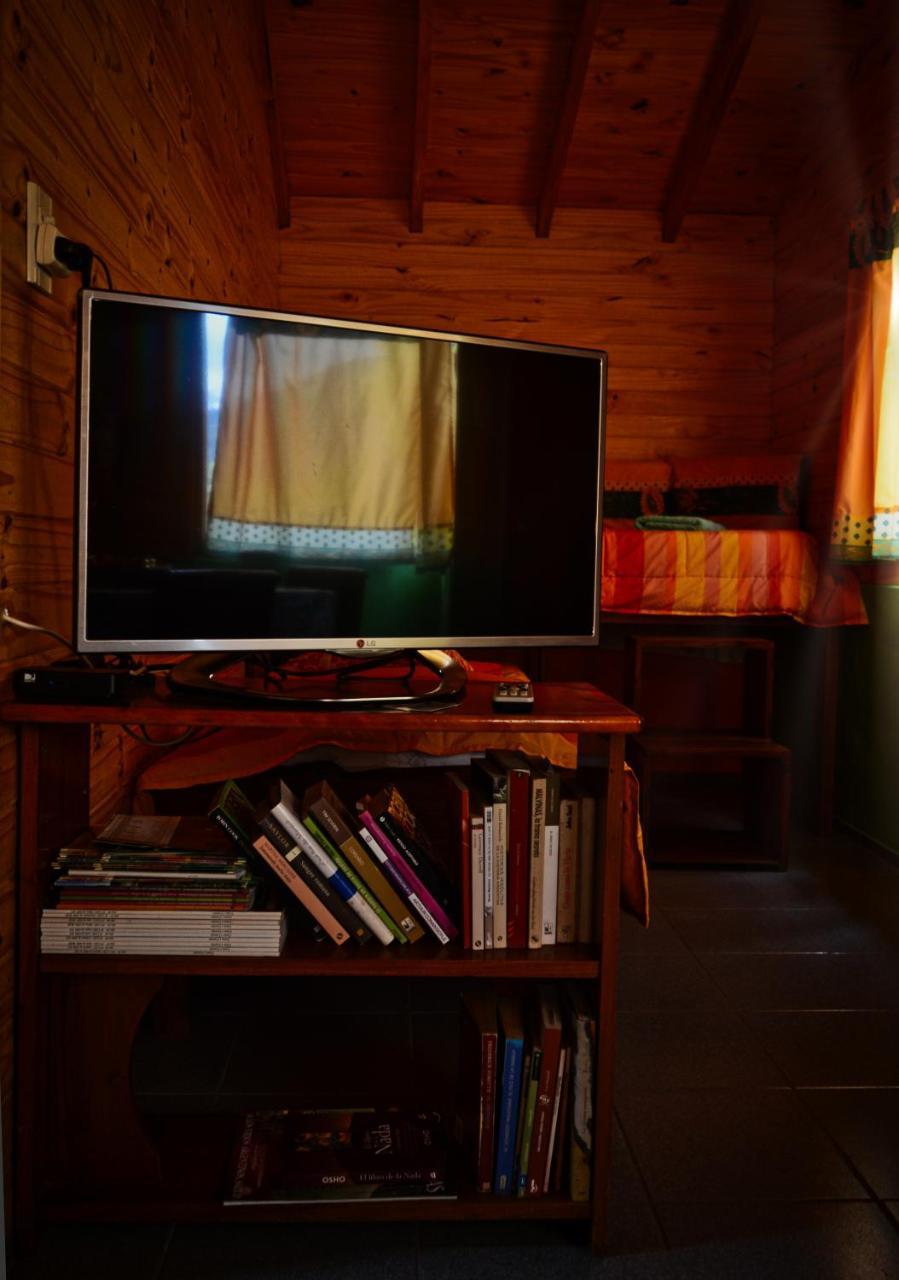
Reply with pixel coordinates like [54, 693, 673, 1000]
[161, 1221, 418, 1280]
[657, 1202, 899, 1279]
[664, 907, 894, 956]
[801, 1088, 899, 1197]
[16, 1224, 171, 1280]
[650, 867, 832, 912]
[607, 1117, 667, 1255]
[619, 910, 690, 955]
[615, 1089, 866, 1203]
[615, 1009, 784, 1091]
[704, 951, 899, 1011]
[416, 1220, 596, 1280]
[617, 952, 729, 1012]
[743, 1012, 899, 1087]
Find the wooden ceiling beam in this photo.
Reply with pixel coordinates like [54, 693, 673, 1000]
[263, 0, 291, 231]
[410, 0, 433, 233]
[661, 0, 764, 243]
[536, 0, 603, 239]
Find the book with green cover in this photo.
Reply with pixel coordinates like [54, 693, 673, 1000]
[515, 1039, 542, 1198]
[302, 814, 401, 945]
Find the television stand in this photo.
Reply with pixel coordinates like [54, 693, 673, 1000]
[166, 647, 468, 709]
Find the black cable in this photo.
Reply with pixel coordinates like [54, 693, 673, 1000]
[92, 251, 114, 289]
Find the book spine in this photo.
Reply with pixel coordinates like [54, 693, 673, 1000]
[477, 1031, 498, 1193]
[357, 818, 451, 945]
[470, 815, 485, 952]
[516, 1045, 542, 1196]
[358, 812, 457, 943]
[492, 800, 507, 949]
[543, 1044, 567, 1193]
[541, 773, 561, 946]
[550, 1041, 572, 1194]
[526, 1004, 563, 1197]
[271, 804, 384, 945]
[483, 803, 494, 950]
[251, 833, 349, 944]
[568, 1005, 595, 1203]
[309, 795, 423, 943]
[575, 793, 597, 945]
[494, 1035, 523, 1196]
[556, 797, 578, 945]
[209, 806, 257, 861]
[505, 768, 530, 949]
[527, 777, 546, 950]
[303, 815, 397, 946]
[450, 775, 472, 950]
[258, 814, 370, 943]
[374, 810, 455, 917]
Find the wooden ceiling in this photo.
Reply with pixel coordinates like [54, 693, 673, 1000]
[263, 0, 882, 238]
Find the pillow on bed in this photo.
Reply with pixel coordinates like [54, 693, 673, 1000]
[603, 459, 671, 519]
[668, 454, 805, 529]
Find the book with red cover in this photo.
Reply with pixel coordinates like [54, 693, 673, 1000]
[459, 991, 498, 1193]
[486, 751, 531, 949]
[525, 985, 564, 1197]
[445, 771, 471, 949]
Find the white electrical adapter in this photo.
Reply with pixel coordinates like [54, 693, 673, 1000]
[34, 221, 72, 278]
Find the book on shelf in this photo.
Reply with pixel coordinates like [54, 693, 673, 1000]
[564, 982, 596, 1202]
[575, 779, 606, 946]
[543, 1042, 568, 1194]
[526, 760, 548, 950]
[356, 797, 458, 945]
[482, 797, 494, 950]
[226, 1108, 454, 1204]
[361, 785, 458, 923]
[260, 794, 372, 945]
[458, 991, 498, 1194]
[549, 1038, 572, 1194]
[515, 1033, 542, 1197]
[251, 828, 352, 946]
[494, 996, 525, 1196]
[444, 771, 471, 949]
[541, 765, 561, 947]
[469, 804, 485, 952]
[40, 907, 286, 956]
[302, 811, 398, 946]
[556, 780, 579, 945]
[472, 757, 507, 949]
[303, 778, 424, 943]
[524, 984, 564, 1197]
[486, 751, 531, 950]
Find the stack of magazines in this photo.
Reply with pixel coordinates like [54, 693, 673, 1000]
[41, 813, 286, 956]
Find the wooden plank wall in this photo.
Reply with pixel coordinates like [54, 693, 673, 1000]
[0, 0, 279, 1233]
[280, 200, 774, 462]
[772, 26, 898, 539]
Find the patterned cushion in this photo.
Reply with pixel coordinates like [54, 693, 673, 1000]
[603, 459, 672, 519]
[668, 454, 805, 529]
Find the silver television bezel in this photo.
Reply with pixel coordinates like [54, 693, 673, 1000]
[77, 289, 606, 654]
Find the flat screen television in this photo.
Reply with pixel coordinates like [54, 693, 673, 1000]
[77, 291, 606, 682]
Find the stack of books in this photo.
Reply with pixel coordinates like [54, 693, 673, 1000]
[40, 813, 286, 956]
[458, 982, 596, 1201]
[211, 776, 460, 947]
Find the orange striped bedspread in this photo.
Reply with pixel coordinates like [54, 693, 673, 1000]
[601, 523, 867, 626]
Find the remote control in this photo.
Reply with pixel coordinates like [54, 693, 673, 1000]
[492, 680, 534, 711]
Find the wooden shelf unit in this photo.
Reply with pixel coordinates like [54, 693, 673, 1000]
[4, 679, 640, 1253]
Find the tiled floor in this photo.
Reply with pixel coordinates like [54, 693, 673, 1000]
[17, 827, 899, 1279]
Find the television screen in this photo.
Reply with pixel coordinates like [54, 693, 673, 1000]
[77, 291, 606, 654]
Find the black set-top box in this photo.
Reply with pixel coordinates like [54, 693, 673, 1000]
[13, 666, 154, 704]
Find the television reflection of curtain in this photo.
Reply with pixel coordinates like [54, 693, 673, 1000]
[208, 325, 456, 562]
[831, 191, 899, 561]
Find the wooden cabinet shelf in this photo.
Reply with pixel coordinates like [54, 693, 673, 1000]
[4, 680, 639, 1254]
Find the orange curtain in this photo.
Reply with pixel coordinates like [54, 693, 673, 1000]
[831, 195, 899, 560]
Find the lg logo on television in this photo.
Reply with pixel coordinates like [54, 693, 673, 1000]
[355, 639, 377, 648]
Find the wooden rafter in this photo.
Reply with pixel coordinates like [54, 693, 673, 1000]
[661, 0, 764, 243]
[536, 0, 603, 239]
[262, 0, 291, 231]
[410, 0, 433, 233]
